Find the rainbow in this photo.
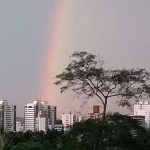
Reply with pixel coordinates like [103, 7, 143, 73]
[41, 1, 69, 102]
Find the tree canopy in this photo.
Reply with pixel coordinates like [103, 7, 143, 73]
[1, 113, 150, 150]
[55, 51, 150, 119]
[58, 113, 150, 150]
[10, 141, 45, 150]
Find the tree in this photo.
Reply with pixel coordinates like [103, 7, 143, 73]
[8, 130, 62, 150]
[10, 141, 45, 150]
[58, 113, 149, 150]
[0, 132, 13, 150]
[55, 51, 150, 119]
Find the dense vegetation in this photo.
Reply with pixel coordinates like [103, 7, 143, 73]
[0, 113, 150, 150]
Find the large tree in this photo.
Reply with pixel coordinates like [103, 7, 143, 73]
[55, 51, 150, 119]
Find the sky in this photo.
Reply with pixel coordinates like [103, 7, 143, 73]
[0, 0, 150, 117]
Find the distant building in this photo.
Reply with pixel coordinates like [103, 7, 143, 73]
[87, 113, 101, 119]
[24, 100, 56, 131]
[61, 112, 77, 131]
[49, 106, 57, 129]
[38, 117, 46, 131]
[130, 115, 146, 128]
[133, 101, 150, 128]
[86, 105, 101, 119]
[93, 105, 100, 113]
[0, 100, 16, 131]
[77, 115, 86, 122]
[35, 111, 48, 132]
[16, 121, 24, 132]
[16, 117, 24, 131]
[53, 120, 63, 131]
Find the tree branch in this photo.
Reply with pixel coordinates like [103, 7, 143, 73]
[87, 77, 105, 98]
[85, 79, 105, 106]
[106, 84, 117, 97]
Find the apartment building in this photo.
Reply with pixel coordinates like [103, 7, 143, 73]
[24, 100, 56, 131]
[0, 100, 16, 131]
[134, 101, 150, 128]
[87, 105, 101, 119]
[61, 112, 77, 131]
[130, 115, 146, 128]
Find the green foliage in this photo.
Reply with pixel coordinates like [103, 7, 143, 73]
[10, 141, 45, 150]
[3, 114, 150, 150]
[3, 129, 63, 150]
[58, 113, 150, 150]
[0, 132, 13, 150]
[55, 51, 150, 119]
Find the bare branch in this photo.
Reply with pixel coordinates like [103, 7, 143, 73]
[85, 78, 105, 106]
[106, 83, 117, 97]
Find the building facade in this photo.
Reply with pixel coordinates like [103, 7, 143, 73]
[16, 121, 24, 131]
[24, 100, 56, 131]
[130, 115, 146, 128]
[53, 120, 63, 131]
[86, 105, 101, 119]
[93, 105, 100, 113]
[61, 112, 76, 131]
[133, 101, 150, 128]
[0, 100, 16, 131]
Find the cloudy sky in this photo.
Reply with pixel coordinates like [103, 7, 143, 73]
[0, 0, 150, 117]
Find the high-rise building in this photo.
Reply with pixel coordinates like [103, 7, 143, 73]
[0, 100, 16, 131]
[49, 106, 57, 129]
[133, 101, 150, 128]
[61, 112, 77, 131]
[24, 100, 56, 131]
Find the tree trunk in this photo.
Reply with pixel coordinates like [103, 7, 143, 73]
[95, 97, 108, 150]
[102, 97, 107, 120]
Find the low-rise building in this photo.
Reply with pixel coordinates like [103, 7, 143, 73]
[16, 121, 24, 132]
[130, 115, 146, 128]
[53, 120, 63, 131]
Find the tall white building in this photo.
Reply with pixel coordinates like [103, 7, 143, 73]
[61, 112, 77, 131]
[0, 100, 16, 131]
[24, 100, 56, 131]
[134, 101, 150, 128]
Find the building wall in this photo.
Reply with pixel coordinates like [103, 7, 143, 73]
[93, 105, 100, 113]
[39, 118, 46, 131]
[49, 106, 56, 128]
[16, 121, 22, 132]
[130, 115, 145, 127]
[61, 113, 76, 131]
[24, 100, 56, 131]
[24, 105, 37, 131]
[0, 100, 16, 131]
[134, 101, 150, 128]
[6, 105, 16, 131]
[54, 124, 63, 131]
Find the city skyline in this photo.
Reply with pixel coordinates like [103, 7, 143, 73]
[1, 1, 150, 117]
